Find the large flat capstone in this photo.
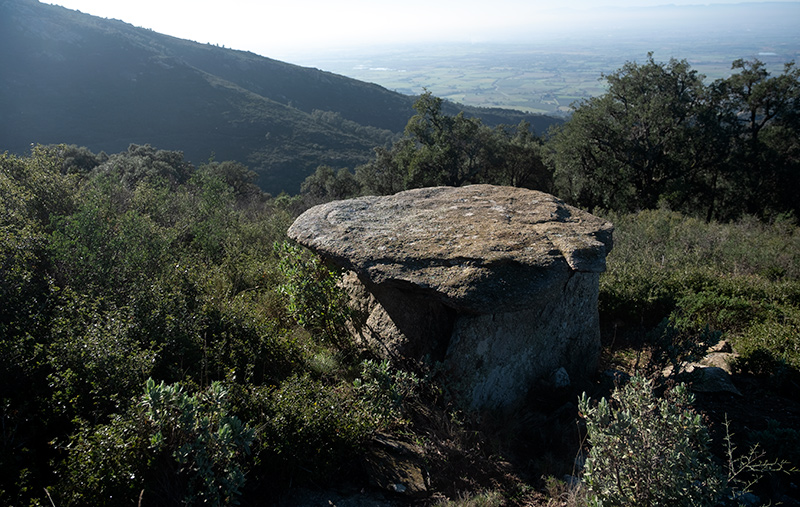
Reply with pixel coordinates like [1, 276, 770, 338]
[288, 185, 613, 410]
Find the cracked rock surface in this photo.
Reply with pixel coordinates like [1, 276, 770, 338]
[288, 185, 613, 314]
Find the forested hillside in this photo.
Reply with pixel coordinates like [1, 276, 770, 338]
[0, 0, 559, 195]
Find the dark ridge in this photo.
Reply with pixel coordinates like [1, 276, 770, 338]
[0, 0, 561, 194]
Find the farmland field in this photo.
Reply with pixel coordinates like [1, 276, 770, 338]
[295, 22, 800, 117]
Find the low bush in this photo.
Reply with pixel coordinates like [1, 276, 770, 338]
[255, 374, 374, 480]
[58, 379, 255, 506]
[599, 209, 800, 377]
[580, 376, 790, 506]
[276, 241, 354, 348]
[579, 375, 725, 506]
[353, 358, 421, 427]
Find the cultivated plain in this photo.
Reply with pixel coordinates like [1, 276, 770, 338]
[297, 3, 799, 116]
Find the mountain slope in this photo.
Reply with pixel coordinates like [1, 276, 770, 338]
[0, 0, 560, 194]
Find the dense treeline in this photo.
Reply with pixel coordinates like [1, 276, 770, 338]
[2, 55, 800, 505]
[301, 92, 552, 202]
[551, 55, 800, 221]
[304, 56, 800, 223]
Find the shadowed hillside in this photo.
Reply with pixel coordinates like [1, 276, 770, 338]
[0, 0, 560, 194]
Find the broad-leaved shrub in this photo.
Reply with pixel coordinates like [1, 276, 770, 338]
[579, 375, 725, 506]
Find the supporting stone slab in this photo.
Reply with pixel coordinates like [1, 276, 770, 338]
[444, 272, 601, 410]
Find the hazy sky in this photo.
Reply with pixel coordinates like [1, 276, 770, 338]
[43, 1, 796, 61]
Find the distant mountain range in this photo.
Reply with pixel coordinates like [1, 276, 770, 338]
[0, 0, 560, 194]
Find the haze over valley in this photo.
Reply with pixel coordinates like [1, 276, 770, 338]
[293, 3, 800, 115]
[41, 1, 800, 116]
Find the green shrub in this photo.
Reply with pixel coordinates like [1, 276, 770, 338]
[353, 359, 421, 426]
[47, 294, 158, 422]
[645, 319, 721, 376]
[255, 374, 375, 479]
[747, 419, 800, 467]
[48, 203, 172, 300]
[142, 379, 254, 505]
[579, 375, 725, 506]
[578, 376, 790, 506]
[236, 362, 420, 486]
[599, 209, 800, 378]
[1, 146, 78, 226]
[276, 241, 353, 346]
[733, 308, 800, 374]
[57, 411, 149, 506]
[59, 379, 254, 506]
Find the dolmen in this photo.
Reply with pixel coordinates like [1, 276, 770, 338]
[288, 185, 613, 411]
